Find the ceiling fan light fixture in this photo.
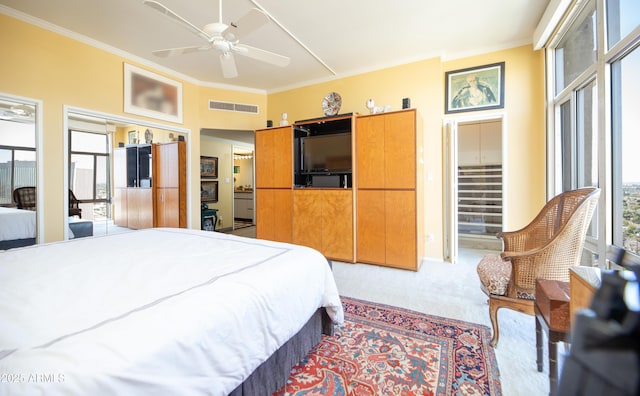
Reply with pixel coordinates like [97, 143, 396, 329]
[213, 40, 230, 52]
[145, 0, 290, 79]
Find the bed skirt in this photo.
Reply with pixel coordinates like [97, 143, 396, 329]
[0, 237, 35, 250]
[228, 307, 333, 396]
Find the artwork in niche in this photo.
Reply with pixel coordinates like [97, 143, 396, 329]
[445, 62, 505, 114]
[128, 130, 138, 144]
[123, 63, 183, 123]
[202, 217, 215, 231]
[200, 156, 218, 178]
[201, 181, 218, 203]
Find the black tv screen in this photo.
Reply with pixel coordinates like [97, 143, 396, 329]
[302, 133, 352, 173]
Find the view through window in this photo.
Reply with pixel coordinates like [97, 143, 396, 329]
[0, 102, 36, 205]
[550, 0, 640, 261]
[612, 46, 640, 253]
[69, 130, 111, 221]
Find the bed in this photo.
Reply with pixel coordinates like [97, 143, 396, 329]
[0, 228, 343, 395]
[0, 206, 36, 250]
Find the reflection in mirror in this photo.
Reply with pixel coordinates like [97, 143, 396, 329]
[66, 111, 187, 239]
[0, 96, 37, 250]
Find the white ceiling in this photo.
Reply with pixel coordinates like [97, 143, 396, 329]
[0, 0, 549, 93]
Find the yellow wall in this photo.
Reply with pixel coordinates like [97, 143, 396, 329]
[0, 14, 266, 241]
[269, 45, 545, 259]
[443, 46, 547, 233]
[1, 12, 546, 261]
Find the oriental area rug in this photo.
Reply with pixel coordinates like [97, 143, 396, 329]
[275, 296, 501, 396]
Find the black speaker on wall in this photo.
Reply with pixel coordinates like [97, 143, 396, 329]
[402, 98, 411, 109]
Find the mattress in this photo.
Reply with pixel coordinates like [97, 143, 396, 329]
[0, 228, 343, 395]
[0, 207, 36, 241]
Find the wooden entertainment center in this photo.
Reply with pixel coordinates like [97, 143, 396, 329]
[255, 109, 424, 270]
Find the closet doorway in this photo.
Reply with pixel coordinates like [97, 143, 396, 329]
[444, 116, 504, 263]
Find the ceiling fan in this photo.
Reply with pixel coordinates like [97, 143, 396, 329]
[143, 0, 290, 78]
[0, 104, 35, 123]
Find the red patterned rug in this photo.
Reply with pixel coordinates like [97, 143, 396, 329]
[275, 296, 501, 396]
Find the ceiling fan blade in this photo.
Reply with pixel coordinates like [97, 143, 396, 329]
[233, 44, 290, 67]
[223, 8, 270, 42]
[220, 53, 238, 78]
[152, 45, 209, 58]
[143, 0, 211, 42]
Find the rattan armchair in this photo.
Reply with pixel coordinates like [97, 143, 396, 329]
[476, 187, 601, 347]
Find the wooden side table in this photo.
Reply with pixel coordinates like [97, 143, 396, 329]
[535, 279, 571, 396]
[569, 266, 600, 327]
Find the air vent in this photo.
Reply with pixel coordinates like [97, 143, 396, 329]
[209, 100, 259, 114]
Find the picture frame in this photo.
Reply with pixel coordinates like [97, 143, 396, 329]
[128, 130, 138, 144]
[123, 63, 183, 123]
[201, 181, 218, 203]
[200, 156, 218, 178]
[445, 62, 505, 114]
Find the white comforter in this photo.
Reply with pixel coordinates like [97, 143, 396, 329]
[0, 228, 343, 395]
[0, 207, 35, 241]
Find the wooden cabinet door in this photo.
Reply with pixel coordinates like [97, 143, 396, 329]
[322, 190, 353, 262]
[384, 111, 416, 189]
[255, 130, 274, 188]
[256, 189, 292, 243]
[255, 126, 292, 188]
[293, 190, 322, 252]
[256, 189, 274, 239]
[356, 115, 385, 189]
[113, 188, 127, 227]
[273, 127, 293, 188]
[155, 143, 179, 188]
[128, 188, 154, 229]
[385, 190, 417, 269]
[157, 188, 179, 228]
[356, 189, 386, 264]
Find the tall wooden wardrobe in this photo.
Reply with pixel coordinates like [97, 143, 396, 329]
[113, 141, 186, 229]
[356, 109, 424, 270]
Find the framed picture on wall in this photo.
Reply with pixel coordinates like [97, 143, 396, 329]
[128, 130, 138, 144]
[123, 63, 183, 123]
[445, 62, 505, 114]
[201, 181, 218, 203]
[200, 156, 218, 178]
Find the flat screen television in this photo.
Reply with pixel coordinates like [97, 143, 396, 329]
[301, 133, 352, 173]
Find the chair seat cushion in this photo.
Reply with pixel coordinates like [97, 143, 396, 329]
[477, 254, 511, 296]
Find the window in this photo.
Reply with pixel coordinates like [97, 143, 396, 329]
[554, 3, 597, 94]
[0, 117, 36, 205]
[559, 79, 599, 238]
[547, 0, 640, 263]
[69, 130, 111, 220]
[611, 45, 640, 254]
[606, 0, 640, 49]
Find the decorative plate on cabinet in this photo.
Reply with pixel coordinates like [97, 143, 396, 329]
[322, 92, 342, 116]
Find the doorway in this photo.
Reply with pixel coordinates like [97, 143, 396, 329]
[444, 116, 504, 263]
[233, 146, 254, 230]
